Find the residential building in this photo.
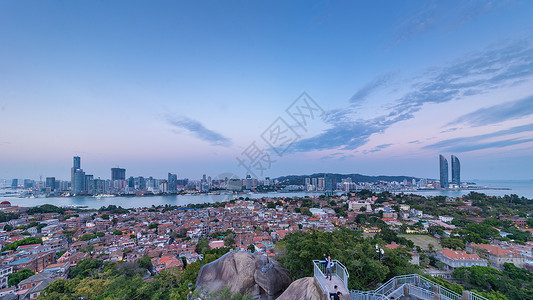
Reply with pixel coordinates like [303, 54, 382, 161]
[439, 215, 454, 223]
[436, 249, 487, 271]
[0, 267, 12, 289]
[467, 243, 527, 269]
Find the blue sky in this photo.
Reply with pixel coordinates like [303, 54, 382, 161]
[1, 0, 533, 181]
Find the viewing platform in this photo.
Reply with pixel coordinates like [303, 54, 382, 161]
[312, 260, 489, 300]
[312, 259, 350, 299]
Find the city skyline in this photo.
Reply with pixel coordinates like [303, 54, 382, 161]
[2, 1, 533, 180]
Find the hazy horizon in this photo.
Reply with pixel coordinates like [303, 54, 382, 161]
[2, 1, 533, 181]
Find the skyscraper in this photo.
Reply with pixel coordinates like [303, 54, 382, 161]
[324, 174, 334, 196]
[245, 175, 253, 190]
[23, 179, 34, 189]
[71, 156, 80, 190]
[439, 155, 448, 189]
[45, 177, 56, 191]
[11, 179, 18, 188]
[73, 156, 81, 169]
[451, 155, 460, 186]
[71, 156, 85, 195]
[168, 173, 177, 193]
[73, 170, 86, 194]
[111, 168, 126, 181]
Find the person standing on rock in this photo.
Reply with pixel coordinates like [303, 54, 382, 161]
[325, 255, 333, 280]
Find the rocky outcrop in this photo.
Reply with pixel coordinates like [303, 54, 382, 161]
[277, 277, 326, 300]
[195, 251, 292, 299]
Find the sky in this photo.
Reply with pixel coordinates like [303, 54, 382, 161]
[1, 0, 533, 181]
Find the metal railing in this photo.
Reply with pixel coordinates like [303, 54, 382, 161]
[470, 293, 488, 300]
[350, 291, 387, 300]
[333, 260, 350, 290]
[350, 274, 488, 300]
[313, 259, 329, 295]
[408, 285, 434, 299]
[418, 275, 460, 300]
[312, 259, 350, 290]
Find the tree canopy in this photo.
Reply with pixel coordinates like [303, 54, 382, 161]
[8, 269, 34, 287]
[275, 228, 419, 290]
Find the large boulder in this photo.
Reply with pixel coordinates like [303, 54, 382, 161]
[277, 277, 326, 300]
[196, 251, 291, 299]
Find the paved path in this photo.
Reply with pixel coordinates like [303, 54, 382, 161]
[315, 274, 350, 299]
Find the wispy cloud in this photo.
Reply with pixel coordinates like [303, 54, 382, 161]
[291, 39, 533, 154]
[388, 3, 437, 48]
[430, 137, 533, 153]
[447, 95, 533, 127]
[447, 0, 495, 31]
[365, 143, 393, 153]
[424, 123, 533, 152]
[440, 127, 459, 133]
[350, 73, 394, 104]
[388, 0, 502, 49]
[166, 115, 232, 147]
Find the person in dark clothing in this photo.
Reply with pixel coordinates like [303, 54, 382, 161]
[321, 253, 328, 269]
[329, 285, 338, 299]
[332, 291, 342, 300]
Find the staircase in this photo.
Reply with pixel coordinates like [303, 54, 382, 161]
[313, 259, 489, 300]
[349, 274, 488, 300]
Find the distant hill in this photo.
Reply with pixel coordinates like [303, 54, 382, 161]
[275, 173, 423, 185]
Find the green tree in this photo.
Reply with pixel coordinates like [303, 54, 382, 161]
[63, 229, 77, 242]
[224, 236, 235, 247]
[79, 233, 96, 241]
[275, 228, 417, 290]
[300, 207, 312, 217]
[137, 256, 153, 273]
[195, 238, 211, 255]
[247, 244, 255, 252]
[69, 259, 103, 279]
[441, 238, 466, 250]
[26, 204, 65, 215]
[8, 269, 34, 287]
[2, 237, 42, 251]
[56, 250, 67, 259]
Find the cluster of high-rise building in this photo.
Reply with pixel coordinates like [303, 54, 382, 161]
[304, 177, 326, 191]
[7, 155, 463, 195]
[67, 156, 192, 196]
[9, 156, 279, 196]
[439, 154, 461, 189]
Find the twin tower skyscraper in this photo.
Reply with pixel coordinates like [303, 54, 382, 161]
[439, 155, 460, 189]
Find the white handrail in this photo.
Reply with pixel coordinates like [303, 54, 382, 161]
[349, 274, 489, 300]
[313, 259, 350, 290]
